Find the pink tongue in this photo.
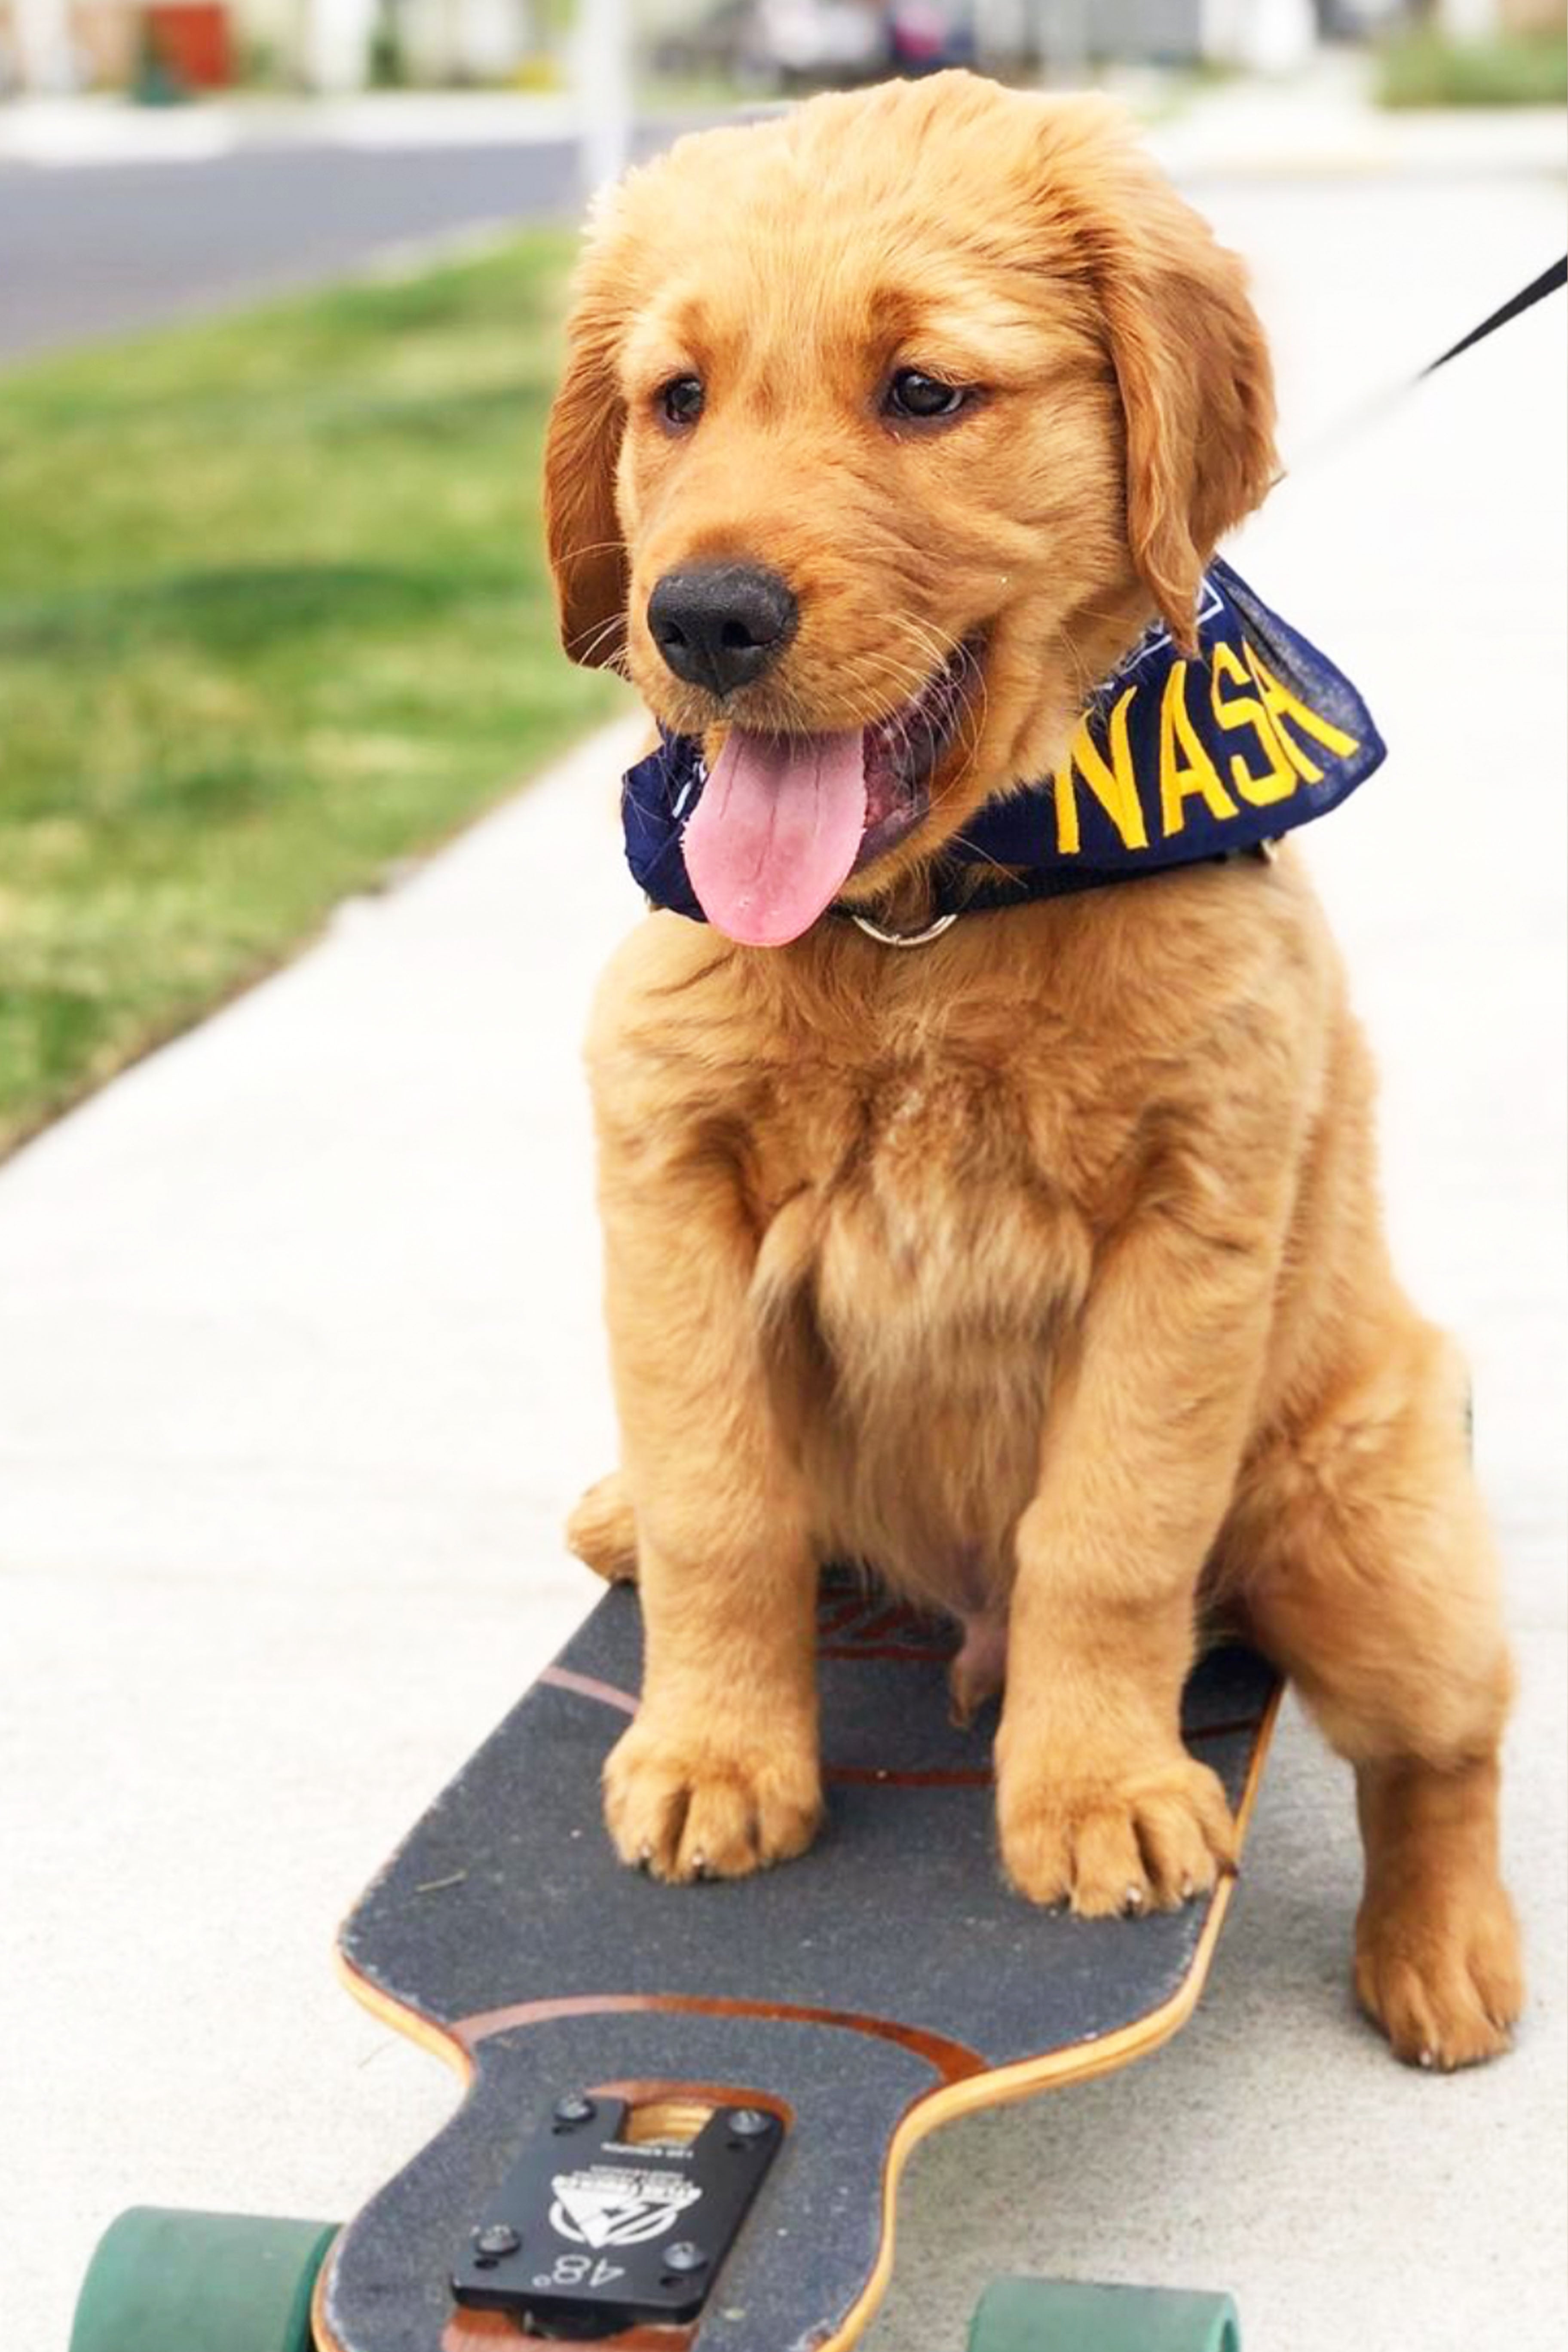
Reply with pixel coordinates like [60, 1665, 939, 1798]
[683, 728, 867, 946]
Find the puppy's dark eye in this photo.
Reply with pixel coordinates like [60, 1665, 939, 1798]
[885, 370, 970, 423]
[660, 376, 705, 428]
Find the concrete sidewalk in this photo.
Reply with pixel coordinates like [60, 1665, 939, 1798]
[0, 90, 582, 166]
[1146, 49, 1567, 179]
[3, 176, 1565, 2352]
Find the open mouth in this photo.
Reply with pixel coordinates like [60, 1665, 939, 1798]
[681, 638, 982, 947]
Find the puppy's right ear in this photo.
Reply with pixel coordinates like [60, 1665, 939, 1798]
[543, 251, 631, 670]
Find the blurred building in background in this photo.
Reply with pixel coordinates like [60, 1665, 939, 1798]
[0, 0, 544, 91]
[0, 0, 1562, 96]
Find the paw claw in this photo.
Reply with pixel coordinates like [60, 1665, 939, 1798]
[998, 1754, 1234, 1919]
[604, 1718, 822, 1884]
[1356, 1876, 1522, 2070]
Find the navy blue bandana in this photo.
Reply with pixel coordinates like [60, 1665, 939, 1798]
[622, 558, 1385, 927]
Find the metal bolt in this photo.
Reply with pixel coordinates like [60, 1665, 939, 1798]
[726, 2108, 772, 2139]
[474, 2223, 521, 2258]
[663, 2241, 708, 2273]
[553, 2093, 596, 2125]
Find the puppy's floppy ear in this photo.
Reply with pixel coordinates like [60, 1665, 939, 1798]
[1051, 108, 1277, 650]
[543, 239, 632, 670]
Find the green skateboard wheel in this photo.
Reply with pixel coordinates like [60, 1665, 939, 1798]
[70, 2207, 337, 2352]
[969, 2276, 1241, 2351]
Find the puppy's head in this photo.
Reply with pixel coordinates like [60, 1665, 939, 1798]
[545, 73, 1275, 945]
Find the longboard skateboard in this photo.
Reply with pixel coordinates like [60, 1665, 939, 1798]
[71, 1574, 1277, 2352]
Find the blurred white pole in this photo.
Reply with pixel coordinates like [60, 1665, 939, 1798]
[15, 0, 76, 94]
[306, 0, 382, 91]
[577, 0, 633, 198]
[1239, 0, 1317, 76]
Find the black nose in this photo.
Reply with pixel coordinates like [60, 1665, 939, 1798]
[646, 564, 798, 697]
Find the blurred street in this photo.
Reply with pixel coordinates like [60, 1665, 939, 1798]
[2, 127, 1564, 2352]
[0, 99, 730, 364]
[0, 136, 573, 363]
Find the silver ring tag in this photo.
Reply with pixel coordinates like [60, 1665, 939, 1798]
[847, 910, 960, 949]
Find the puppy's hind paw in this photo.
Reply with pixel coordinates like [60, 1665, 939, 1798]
[567, 1472, 640, 1583]
[1355, 1875, 1523, 2070]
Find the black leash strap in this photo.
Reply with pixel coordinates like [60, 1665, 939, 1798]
[1419, 256, 1567, 380]
[1286, 253, 1566, 475]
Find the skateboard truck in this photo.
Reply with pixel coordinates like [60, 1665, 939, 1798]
[450, 2091, 784, 2337]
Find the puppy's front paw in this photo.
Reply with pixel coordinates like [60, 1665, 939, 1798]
[998, 1752, 1236, 1918]
[1355, 1874, 1522, 2070]
[603, 1717, 823, 1884]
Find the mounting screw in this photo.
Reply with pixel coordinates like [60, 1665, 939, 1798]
[663, 2241, 708, 2273]
[474, 2224, 521, 2258]
[553, 2093, 596, 2125]
[726, 2108, 772, 2139]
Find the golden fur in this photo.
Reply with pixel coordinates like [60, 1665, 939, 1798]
[545, 74, 1521, 2069]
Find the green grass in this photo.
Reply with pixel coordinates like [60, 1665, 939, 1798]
[0, 235, 624, 1158]
[1376, 28, 1568, 109]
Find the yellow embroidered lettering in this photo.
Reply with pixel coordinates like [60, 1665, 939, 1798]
[1245, 647, 1359, 785]
[1053, 684, 1148, 856]
[1159, 662, 1238, 836]
[1209, 640, 1298, 807]
[1050, 756, 1081, 855]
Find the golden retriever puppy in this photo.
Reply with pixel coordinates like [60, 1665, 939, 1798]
[545, 73, 1521, 2069]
